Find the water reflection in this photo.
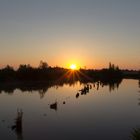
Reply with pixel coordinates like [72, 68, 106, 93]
[99, 79, 121, 92]
[38, 88, 49, 99]
[0, 79, 123, 96]
[0, 79, 139, 140]
[11, 109, 23, 140]
[0, 81, 78, 95]
[78, 84, 91, 96]
[138, 80, 140, 105]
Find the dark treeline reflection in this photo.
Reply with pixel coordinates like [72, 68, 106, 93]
[0, 78, 123, 95]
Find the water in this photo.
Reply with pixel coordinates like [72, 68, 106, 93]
[0, 79, 140, 140]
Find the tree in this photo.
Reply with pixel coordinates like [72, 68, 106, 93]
[3, 65, 14, 71]
[109, 62, 119, 71]
[18, 64, 32, 71]
[39, 61, 49, 69]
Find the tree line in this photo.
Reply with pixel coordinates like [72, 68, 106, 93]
[0, 61, 139, 83]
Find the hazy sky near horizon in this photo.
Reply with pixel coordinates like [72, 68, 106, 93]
[0, 0, 140, 69]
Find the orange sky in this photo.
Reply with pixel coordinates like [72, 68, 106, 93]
[0, 0, 140, 70]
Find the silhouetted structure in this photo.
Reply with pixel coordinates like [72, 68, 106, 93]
[76, 93, 79, 98]
[80, 84, 90, 95]
[11, 109, 23, 140]
[50, 102, 57, 111]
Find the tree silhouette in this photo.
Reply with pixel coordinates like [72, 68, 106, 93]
[109, 62, 119, 71]
[39, 61, 49, 69]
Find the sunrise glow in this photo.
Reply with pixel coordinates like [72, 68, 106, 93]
[70, 64, 77, 70]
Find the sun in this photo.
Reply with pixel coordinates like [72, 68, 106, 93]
[70, 64, 77, 70]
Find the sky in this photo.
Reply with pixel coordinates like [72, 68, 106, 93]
[0, 0, 140, 69]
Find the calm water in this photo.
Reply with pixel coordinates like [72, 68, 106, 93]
[0, 79, 140, 140]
